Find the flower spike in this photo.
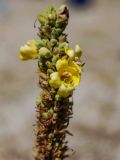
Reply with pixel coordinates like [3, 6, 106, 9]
[19, 5, 84, 160]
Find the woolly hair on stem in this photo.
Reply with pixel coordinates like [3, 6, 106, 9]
[19, 4, 84, 160]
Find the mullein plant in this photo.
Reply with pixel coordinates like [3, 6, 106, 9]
[19, 5, 84, 160]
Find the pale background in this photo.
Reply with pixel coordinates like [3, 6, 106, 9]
[0, 0, 120, 159]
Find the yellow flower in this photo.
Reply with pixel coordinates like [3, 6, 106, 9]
[49, 58, 81, 98]
[65, 44, 82, 60]
[19, 40, 38, 60]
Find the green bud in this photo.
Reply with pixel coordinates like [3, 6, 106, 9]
[48, 108, 54, 115]
[38, 61, 44, 69]
[56, 28, 63, 35]
[55, 19, 63, 28]
[36, 39, 48, 49]
[52, 54, 59, 63]
[56, 5, 69, 31]
[51, 28, 59, 39]
[59, 34, 67, 42]
[47, 69, 54, 74]
[50, 39, 57, 47]
[39, 47, 52, 59]
[42, 112, 49, 119]
[48, 7, 57, 20]
[53, 47, 59, 55]
[36, 97, 42, 106]
[48, 14, 53, 20]
[42, 25, 51, 35]
[38, 7, 57, 26]
[59, 5, 69, 15]
[75, 44, 82, 58]
[37, 15, 48, 25]
[48, 13, 56, 22]
[59, 42, 68, 52]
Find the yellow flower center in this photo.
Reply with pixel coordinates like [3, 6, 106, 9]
[60, 70, 73, 84]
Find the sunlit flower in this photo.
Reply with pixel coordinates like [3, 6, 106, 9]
[49, 58, 81, 98]
[19, 40, 38, 60]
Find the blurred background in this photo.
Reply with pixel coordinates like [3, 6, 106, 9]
[0, 0, 120, 159]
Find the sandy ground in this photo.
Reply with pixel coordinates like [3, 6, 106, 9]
[0, 0, 120, 159]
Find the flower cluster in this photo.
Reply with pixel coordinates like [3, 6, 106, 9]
[49, 46, 82, 98]
[19, 5, 83, 99]
[19, 39, 82, 98]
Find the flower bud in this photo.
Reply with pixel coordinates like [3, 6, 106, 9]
[50, 39, 57, 47]
[48, 108, 54, 115]
[53, 47, 59, 55]
[42, 112, 49, 119]
[59, 34, 67, 42]
[39, 47, 52, 59]
[59, 5, 69, 17]
[56, 28, 63, 35]
[47, 69, 54, 75]
[19, 40, 38, 60]
[38, 61, 44, 69]
[58, 42, 69, 52]
[55, 19, 62, 28]
[65, 48, 74, 58]
[36, 97, 42, 106]
[36, 39, 48, 49]
[47, 7, 57, 21]
[51, 28, 59, 39]
[48, 13, 56, 23]
[52, 55, 59, 63]
[75, 44, 82, 58]
[37, 15, 48, 26]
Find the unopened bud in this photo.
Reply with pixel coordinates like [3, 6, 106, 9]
[52, 55, 59, 63]
[36, 39, 48, 48]
[39, 47, 52, 59]
[50, 39, 57, 47]
[37, 15, 48, 25]
[75, 44, 82, 58]
[48, 108, 54, 115]
[58, 42, 69, 52]
[59, 5, 69, 18]
[47, 69, 54, 74]
[36, 97, 42, 106]
[42, 112, 49, 119]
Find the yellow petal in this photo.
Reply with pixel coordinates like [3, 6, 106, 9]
[57, 84, 74, 98]
[19, 54, 25, 60]
[72, 75, 80, 87]
[65, 48, 74, 59]
[69, 61, 81, 74]
[27, 40, 37, 47]
[56, 58, 68, 71]
[49, 72, 61, 89]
